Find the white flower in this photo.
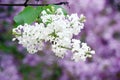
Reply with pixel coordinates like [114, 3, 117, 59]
[41, 10, 47, 15]
[13, 23, 45, 54]
[67, 13, 85, 35]
[79, 14, 86, 23]
[71, 39, 95, 62]
[55, 8, 64, 15]
[52, 44, 67, 58]
[72, 50, 86, 62]
[12, 7, 95, 62]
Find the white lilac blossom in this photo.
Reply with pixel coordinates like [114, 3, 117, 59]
[12, 23, 45, 54]
[71, 39, 95, 62]
[12, 8, 95, 62]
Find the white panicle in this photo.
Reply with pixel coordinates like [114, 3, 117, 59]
[12, 8, 95, 62]
[71, 39, 95, 62]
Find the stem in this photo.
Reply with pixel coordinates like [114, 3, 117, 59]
[59, 46, 71, 50]
[0, 2, 69, 6]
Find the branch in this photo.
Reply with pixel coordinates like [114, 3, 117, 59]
[0, 2, 69, 6]
[24, 0, 29, 7]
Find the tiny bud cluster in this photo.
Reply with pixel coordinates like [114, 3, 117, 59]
[12, 8, 95, 62]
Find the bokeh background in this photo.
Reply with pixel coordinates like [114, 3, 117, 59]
[0, 0, 120, 80]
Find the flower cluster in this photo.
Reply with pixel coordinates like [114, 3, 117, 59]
[12, 7, 95, 62]
[71, 39, 95, 62]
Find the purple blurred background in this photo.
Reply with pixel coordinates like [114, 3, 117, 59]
[0, 0, 120, 80]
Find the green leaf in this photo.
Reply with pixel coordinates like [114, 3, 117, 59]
[14, 6, 39, 26]
[36, 6, 44, 15]
[14, 13, 24, 25]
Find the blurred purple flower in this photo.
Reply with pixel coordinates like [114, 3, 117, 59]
[0, 52, 21, 80]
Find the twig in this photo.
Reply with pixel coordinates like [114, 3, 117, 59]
[0, 2, 69, 6]
[24, 0, 29, 7]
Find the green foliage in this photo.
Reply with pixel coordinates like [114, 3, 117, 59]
[19, 63, 62, 80]
[49, 63, 62, 80]
[0, 42, 24, 59]
[14, 5, 67, 27]
[19, 64, 42, 80]
[14, 6, 39, 26]
[0, 21, 24, 59]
